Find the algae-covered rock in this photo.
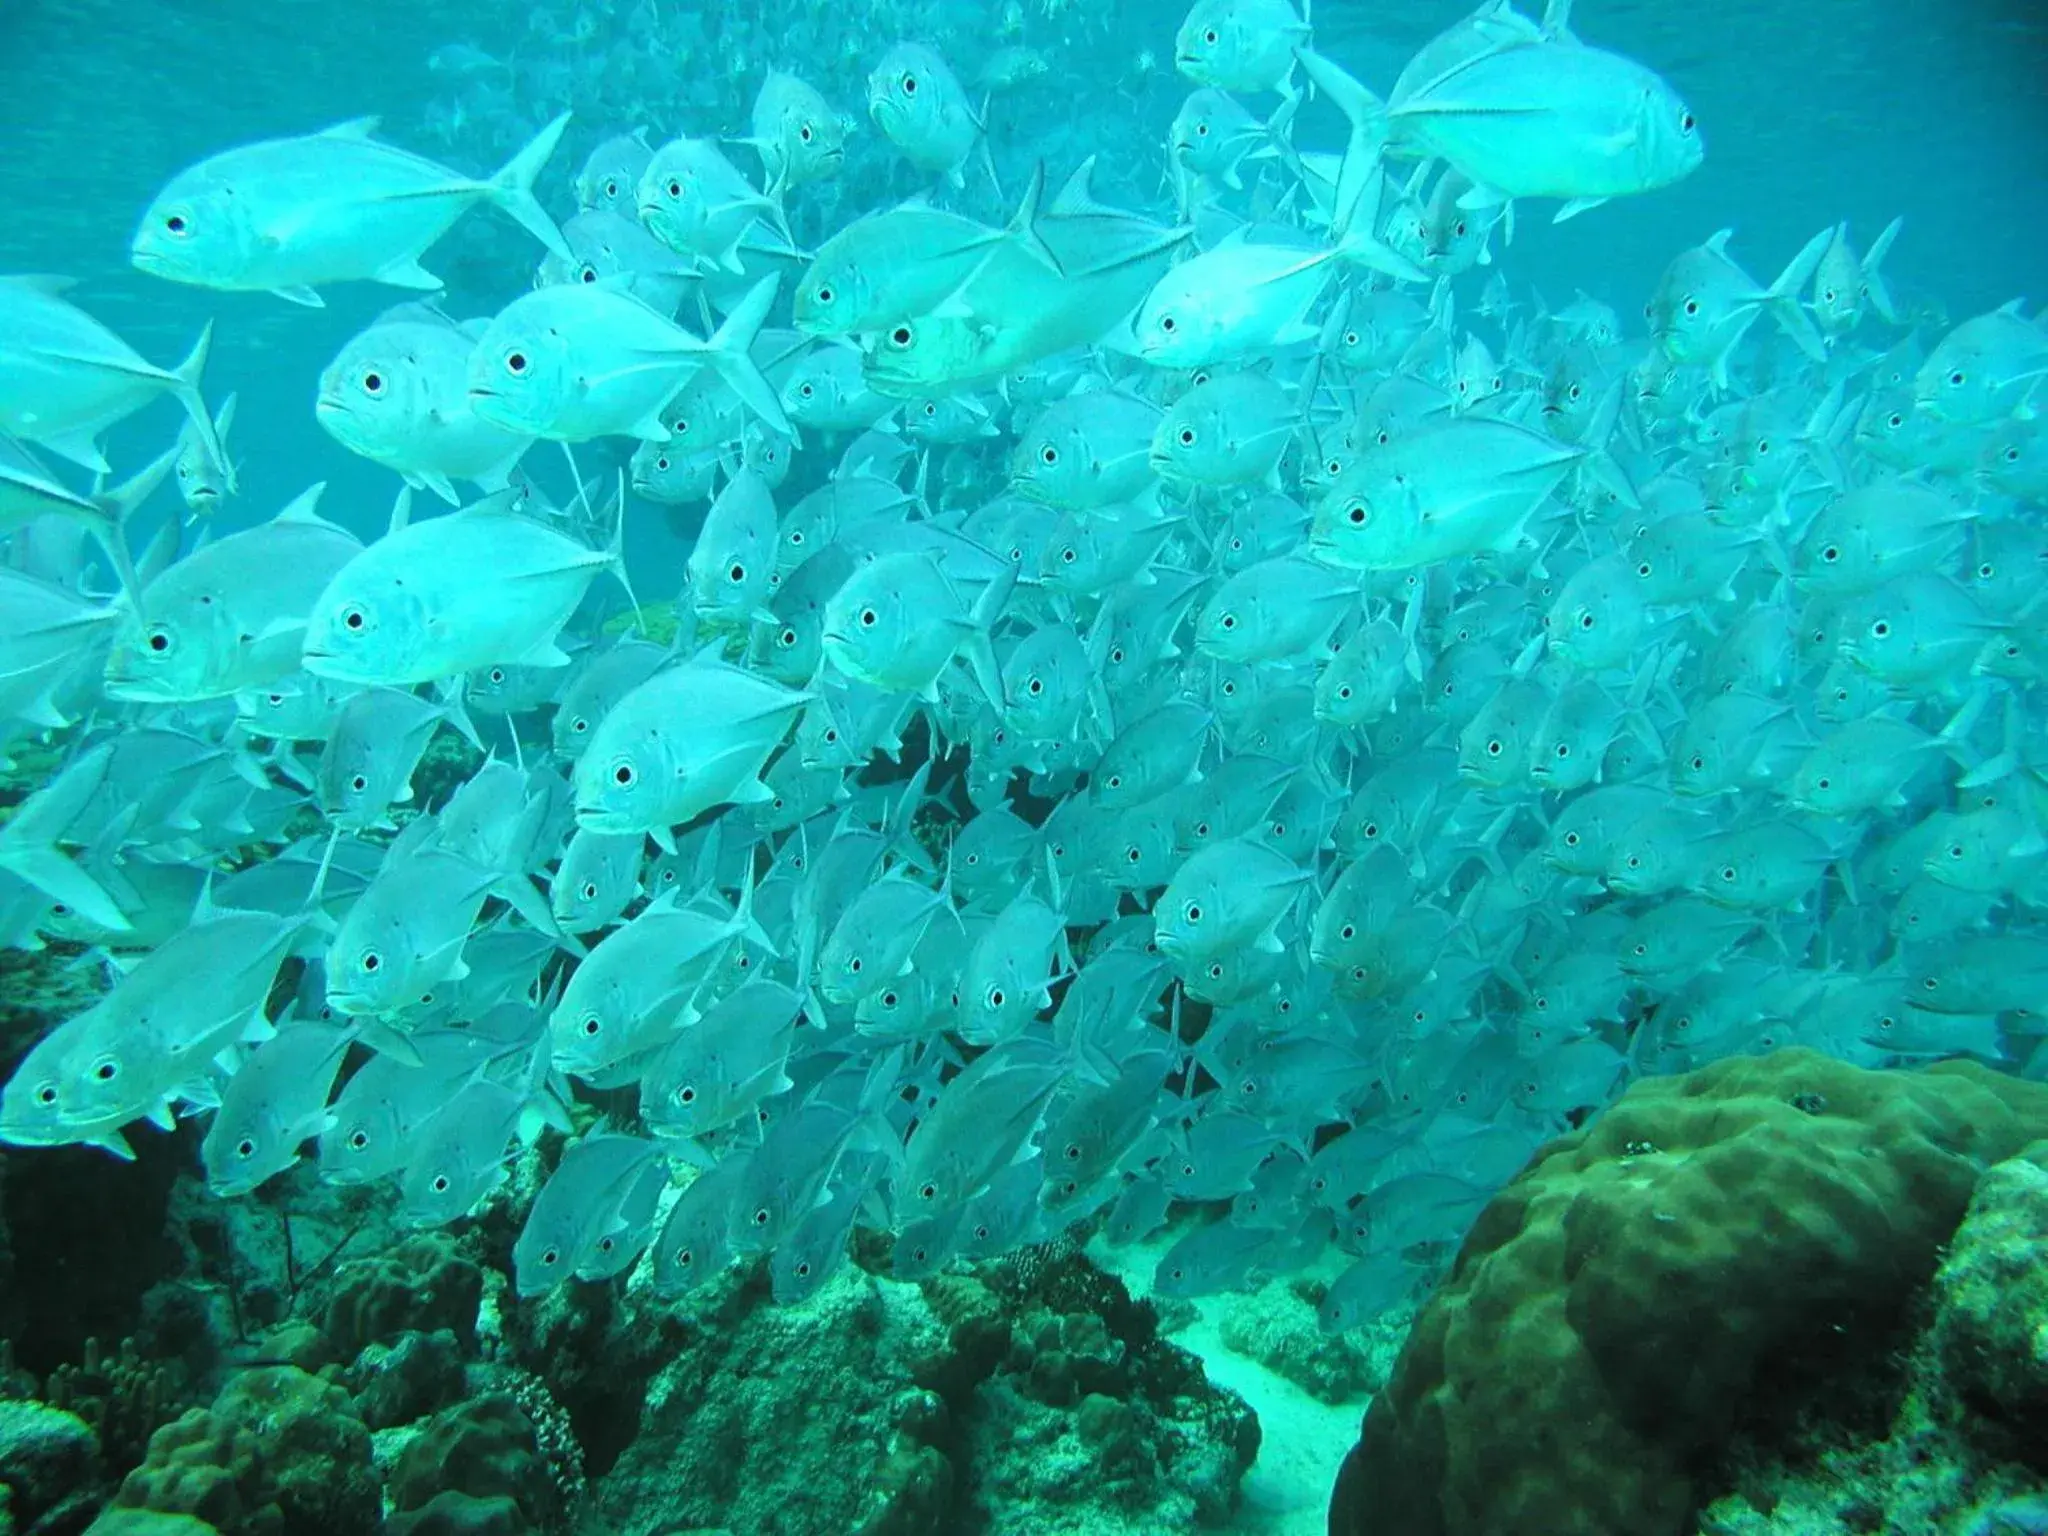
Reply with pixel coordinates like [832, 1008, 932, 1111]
[1214, 1278, 1388, 1403]
[323, 1234, 483, 1356]
[0, 1397, 102, 1531]
[587, 1266, 951, 1536]
[1933, 1143, 2048, 1456]
[1329, 1048, 2048, 1536]
[82, 1513, 222, 1536]
[113, 1365, 377, 1536]
[388, 1393, 562, 1531]
[383, 1490, 531, 1536]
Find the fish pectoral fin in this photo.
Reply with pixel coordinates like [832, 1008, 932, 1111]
[32, 428, 111, 475]
[270, 285, 327, 308]
[1553, 197, 1609, 224]
[417, 471, 462, 505]
[373, 256, 445, 292]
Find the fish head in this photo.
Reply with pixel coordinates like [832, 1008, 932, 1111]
[202, 1101, 289, 1198]
[575, 133, 656, 215]
[102, 601, 224, 705]
[1913, 336, 1991, 424]
[131, 166, 255, 286]
[465, 301, 577, 437]
[1173, 2, 1233, 85]
[867, 43, 951, 154]
[1634, 81, 1705, 190]
[574, 707, 677, 837]
[302, 572, 430, 687]
[635, 147, 704, 252]
[861, 313, 988, 399]
[326, 906, 414, 1017]
[819, 558, 911, 685]
[791, 248, 874, 339]
[0, 1028, 94, 1150]
[315, 338, 429, 461]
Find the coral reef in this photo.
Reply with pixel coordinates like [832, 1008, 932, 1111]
[323, 1234, 485, 1359]
[1328, 1049, 2048, 1536]
[1213, 1278, 1392, 1405]
[387, 1392, 568, 1534]
[111, 1366, 378, 1536]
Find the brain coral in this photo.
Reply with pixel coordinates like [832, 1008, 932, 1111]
[1327, 1048, 2048, 1536]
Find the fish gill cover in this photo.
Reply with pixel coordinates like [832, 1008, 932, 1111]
[0, 0, 2045, 1531]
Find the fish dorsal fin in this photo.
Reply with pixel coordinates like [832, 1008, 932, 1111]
[273, 482, 331, 526]
[318, 116, 383, 141]
[455, 488, 528, 518]
[1704, 228, 1735, 256]
[1051, 157, 1100, 216]
[0, 274, 79, 297]
[388, 484, 413, 536]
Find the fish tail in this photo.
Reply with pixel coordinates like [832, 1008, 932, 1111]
[90, 439, 179, 608]
[1764, 226, 1835, 363]
[168, 321, 236, 495]
[704, 276, 794, 437]
[1294, 49, 1387, 148]
[488, 111, 575, 263]
[1861, 215, 1904, 324]
[0, 825, 132, 937]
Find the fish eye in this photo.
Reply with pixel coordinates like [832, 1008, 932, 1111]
[1949, 370, 1966, 387]
[1196, 122, 1210, 136]
[859, 608, 877, 627]
[1160, 315, 1177, 333]
[1870, 620, 1890, 638]
[350, 774, 368, 792]
[1887, 412, 1904, 429]
[604, 179, 619, 197]
[164, 212, 188, 235]
[1579, 613, 1595, 630]
[541, 1246, 560, 1267]
[655, 456, 671, 472]
[570, 716, 589, 734]
[579, 881, 598, 901]
[901, 73, 918, 94]
[1219, 613, 1236, 629]
[1203, 26, 1218, 42]
[580, 1013, 601, 1036]
[343, 607, 365, 630]
[1040, 444, 1059, 466]
[798, 382, 815, 399]
[146, 626, 172, 653]
[1683, 299, 1699, 316]
[1184, 901, 1202, 923]
[1059, 546, 1077, 564]
[666, 179, 683, 198]
[1179, 427, 1195, 446]
[891, 325, 913, 347]
[33, 1084, 56, 1107]
[1815, 777, 1831, 791]
[578, 265, 598, 284]
[1564, 831, 1580, 846]
[1720, 865, 1737, 882]
[728, 563, 746, 583]
[489, 668, 505, 683]
[1485, 739, 1503, 756]
[1823, 287, 1837, 304]
[1822, 545, 1840, 562]
[348, 1129, 369, 1150]
[799, 123, 814, 142]
[1636, 561, 1653, 577]
[360, 949, 381, 973]
[361, 370, 385, 395]
[505, 350, 528, 375]
[613, 760, 637, 786]
[815, 284, 834, 305]
[986, 986, 1005, 1009]
[778, 627, 798, 648]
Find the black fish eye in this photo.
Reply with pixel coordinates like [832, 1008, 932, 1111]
[343, 608, 365, 630]
[1179, 427, 1195, 445]
[580, 881, 597, 900]
[349, 1130, 368, 1149]
[34, 1085, 55, 1107]
[728, 563, 746, 583]
[891, 325, 912, 346]
[614, 761, 636, 785]
[92, 1060, 116, 1082]
[1160, 315, 1177, 332]
[859, 608, 877, 627]
[799, 382, 815, 398]
[541, 1247, 559, 1266]
[1683, 299, 1699, 316]
[799, 123, 813, 142]
[1203, 26, 1218, 41]
[165, 213, 187, 234]
[505, 350, 528, 374]
[236, 1137, 256, 1158]
[350, 773, 366, 792]
[361, 950, 381, 972]
[1681, 112, 1696, 131]
[667, 179, 682, 197]
[432, 1175, 450, 1192]
[581, 1014, 601, 1036]
[1196, 122, 1209, 135]
[604, 179, 618, 197]
[362, 371, 384, 394]
[147, 627, 172, 652]
[489, 668, 505, 683]
[901, 74, 917, 93]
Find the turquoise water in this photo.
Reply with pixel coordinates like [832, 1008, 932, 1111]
[1, 1, 2047, 1532]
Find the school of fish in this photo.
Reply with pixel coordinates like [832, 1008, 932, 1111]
[3, 0, 2046, 1325]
